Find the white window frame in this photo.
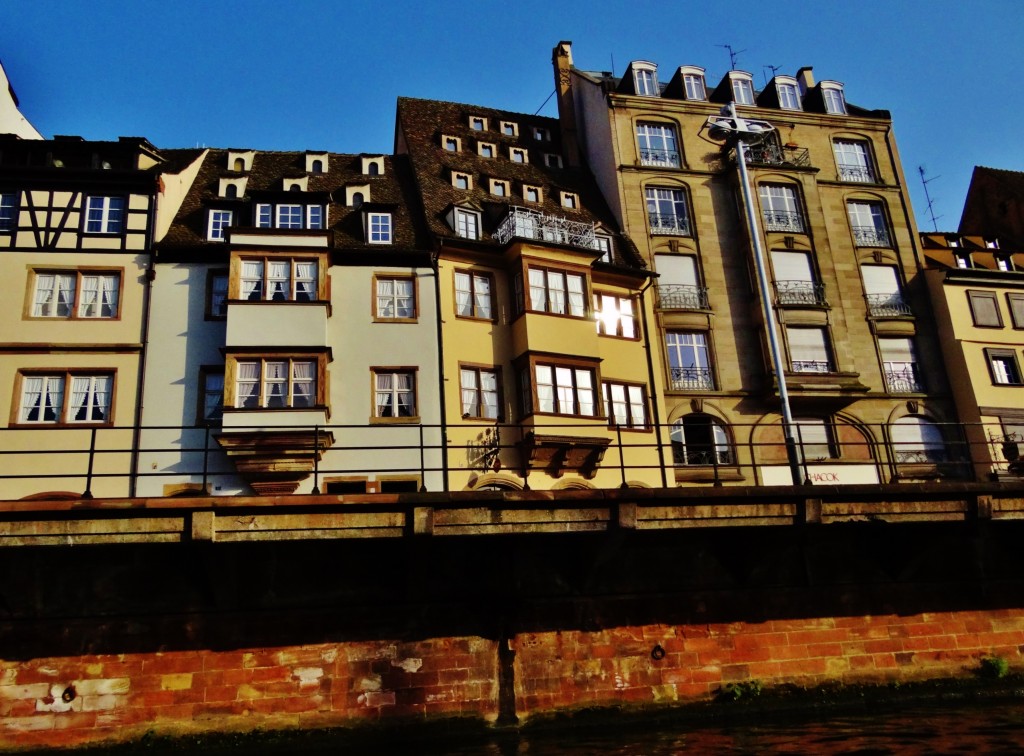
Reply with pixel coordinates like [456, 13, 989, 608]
[527, 267, 587, 317]
[777, 82, 802, 110]
[759, 185, 804, 233]
[533, 364, 597, 417]
[238, 258, 319, 302]
[665, 332, 713, 390]
[636, 122, 680, 168]
[833, 140, 875, 183]
[602, 382, 648, 429]
[730, 75, 755, 105]
[847, 201, 890, 246]
[823, 85, 847, 115]
[207, 209, 233, 241]
[988, 349, 1023, 385]
[0, 192, 16, 231]
[85, 196, 125, 234]
[235, 357, 318, 409]
[646, 186, 691, 236]
[375, 277, 415, 320]
[368, 212, 392, 244]
[460, 367, 500, 419]
[682, 71, 706, 100]
[454, 208, 480, 240]
[18, 373, 113, 425]
[633, 65, 658, 96]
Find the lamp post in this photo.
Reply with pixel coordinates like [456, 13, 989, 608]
[704, 103, 803, 485]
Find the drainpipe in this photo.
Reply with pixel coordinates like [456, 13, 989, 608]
[637, 275, 668, 487]
[129, 178, 158, 497]
[431, 246, 449, 492]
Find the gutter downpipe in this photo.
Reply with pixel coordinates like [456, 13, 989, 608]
[637, 275, 668, 487]
[129, 177, 158, 497]
[432, 245, 449, 492]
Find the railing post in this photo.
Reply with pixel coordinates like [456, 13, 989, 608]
[712, 446, 721, 487]
[201, 424, 210, 494]
[82, 427, 97, 499]
[617, 424, 628, 488]
[311, 425, 321, 495]
[419, 424, 427, 492]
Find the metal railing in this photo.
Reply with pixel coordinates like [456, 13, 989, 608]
[838, 165, 875, 183]
[668, 367, 715, 391]
[885, 367, 924, 394]
[852, 226, 891, 247]
[493, 206, 596, 249]
[774, 280, 827, 307]
[639, 148, 680, 168]
[866, 293, 913, 317]
[656, 284, 709, 310]
[742, 142, 811, 168]
[790, 360, 833, 374]
[762, 210, 805, 233]
[648, 213, 691, 236]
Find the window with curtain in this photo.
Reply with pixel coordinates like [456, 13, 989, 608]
[454, 271, 493, 319]
[527, 267, 586, 317]
[376, 277, 415, 319]
[533, 364, 595, 416]
[460, 367, 500, 419]
[602, 382, 647, 429]
[594, 294, 636, 338]
[32, 271, 120, 319]
[238, 258, 318, 302]
[234, 358, 317, 408]
[19, 373, 112, 424]
[375, 371, 416, 418]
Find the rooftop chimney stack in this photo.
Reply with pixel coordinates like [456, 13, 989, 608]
[552, 40, 581, 167]
[796, 66, 815, 96]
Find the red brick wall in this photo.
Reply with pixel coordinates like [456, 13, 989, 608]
[3, 610, 1024, 749]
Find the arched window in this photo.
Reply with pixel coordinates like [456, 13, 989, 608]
[352, 192, 364, 208]
[368, 162, 380, 175]
[311, 159, 324, 174]
[233, 158, 245, 171]
[892, 416, 946, 463]
[671, 414, 732, 465]
[225, 184, 238, 199]
[289, 184, 301, 192]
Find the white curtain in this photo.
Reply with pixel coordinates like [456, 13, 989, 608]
[21, 376, 64, 422]
[548, 271, 566, 314]
[480, 371, 498, 419]
[70, 376, 109, 421]
[395, 372, 413, 416]
[377, 279, 395, 317]
[528, 269, 547, 312]
[535, 366, 554, 413]
[241, 261, 263, 300]
[264, 361, 288, 406]
[628, 385, 645, 427]
[460, 369, 478, 416]
[395, 279, 414, 318]
[292, 361, 315, 407]
[619, 298, 635, 338]
[236, 362, 260, 407]
[575, 369, 594, 416]
[268, 261, 289, 301]
[100, 275, 118, 317]
[295, 262, 316, 302]
[567, 274, 585, 316]
[454, 273, 472, 316]
[376, 373, 394, 416]
[473, 275, 491, 318]
[79, 276, 99, 317]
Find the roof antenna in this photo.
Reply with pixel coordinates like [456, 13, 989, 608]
[610, 53, 615, 74]
[534, 89, 556, 116]
[762, 64, 782, 87]
[918, 165, 942, 232]
[717, 44, 746, 70]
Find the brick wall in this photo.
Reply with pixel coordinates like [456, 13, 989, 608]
[4, 610, 1024, 749]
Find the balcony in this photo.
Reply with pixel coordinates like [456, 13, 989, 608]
[649, 213, 691, 236]
[762, 210, 805, 233]
[657, 284, 708, 310]
[838, 165, 875, 183]
[791, 360, 833, 374]
[494, 206, 596, 249]
[894, 448, 948, 464]
[742, 142, 811, 168]
[852, 226, 891, 247]
[774, 280, 827, 307]
[669, 367, 714, 391]
[885, 366, 924, 393]
[866, 293, 913, 317]
[639, 148, 680, 168]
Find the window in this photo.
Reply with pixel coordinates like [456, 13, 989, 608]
[646, 187, 691, 235]
[533, 127, 550, 141]
[847, 201, 890, 246]
[199, 369, 224, 422]
[0, 192, 15, 231]
[545, 153, 563, 168]
[561, 192, 578, 209]
[239, 258, 319, 302]
[602, 382, 647, 429]
[671, 415, 732, 465]
[967, 290, 1002, 327]
[454, 208, 480, 240]
[524, 185, 541, 203]
[862, 265, 910, 317]
[18, 373, 112, 424]
[454, 270, 494, 319]
[759, 185, 804, 232]
[255, 203, 324, 230]
[787, 326, 833, 373]
[510, 147, 527, 164]
[880, 337, 922, 393]
[594, 293, 636, 338]
[452, 172, 471, 190]
[374, 370, 416, 418]
[444, 136, 460, 152]
[478, 143, 496, 159]
[823, 86, 847, 115]
[470, 116, 486, 131]
[224, 184, 239, 199]
[532, 364, 597, 416]
[207, 271, 228, 318]
[655, 254, 707, 310]
[1007, 294, 1024, 329]
[833, 140, 875, 183]
[892, 416, 946, 463]
[794, 418, 836, 462]
[367, 212, 392, 244]
[996, 255, 1013, 272]
[310, 159, 324, 174]
[636, 123, 680, 168]
[207, 209, 233, 241]
[955, 252, 971, 269]
[32, 271, 120, 319]
[235, 358, 317, 409]
[593, 235, 612, 263]
[665, 332, 713, 390]
[777, 82, 801, 110]
[460, 367, 500, 419]
[501, 121, 518, 136]
[683, 72, 706, 100]
[490, 179, 509, 197]
[731, 75, 755, 105]
[634, 66, 658, 96]
[771, 251, 823, 306]
[85, 196, 125, 234]
[987, 349, 1023, 385]
[375, 277, 415, 320]
[526, 267, 586, 317]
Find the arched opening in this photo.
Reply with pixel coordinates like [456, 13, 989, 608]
[671, 414, 732, 465]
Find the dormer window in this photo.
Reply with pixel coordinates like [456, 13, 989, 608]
[207, 209, 233, 241]
[286, 182, 304, 192]
[523, 185, 542, 203]
[225, 184, 238, 199]
[305, 152, 329, 174]
[452, 171, 472, 190]
[448, 207, 481, 240]
[680, 66, 706, 100]
[232, 158, 245, 171]
[533, 127, 550, 142]
[443, 135, 461, 152]
[218, 177, 247, 198]
[632, 62, 658, 96]
[255, 203, 325, 230]
[490, 179, 510, 197]
[545, 153, 563, 169]
[822, 82, 847, 115]
[776, 77, 802, 110]
[345, 185, 370, 207]
[593, 235, 613, 263]
[352, 193, 364, 208]
[729, 72, 755, 105]
[469, 116, 487, 131]
[500, 121, 518, 137]
[361, 156, 385, 175]
[560, 192, 578, 210]
[227, 150, 255, 172]
[365, 212, 392, 244]
[478, 142, 496, 159]
[510, 147, 528, 164]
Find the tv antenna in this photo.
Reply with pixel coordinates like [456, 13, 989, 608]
[762, 64, 782, 87]
[918, 165, 942, 232]
[717, 44, 746, 70]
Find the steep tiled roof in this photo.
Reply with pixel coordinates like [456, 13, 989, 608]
[157, 149, 430, 253]
[396, 97, 645, 269]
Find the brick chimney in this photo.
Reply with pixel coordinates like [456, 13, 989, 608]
[552, 40, 581, 167]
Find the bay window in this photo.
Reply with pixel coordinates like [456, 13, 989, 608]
[238, 257, 319, 302]
[235, 358, 317, 409]
[526, 266, 587, 317]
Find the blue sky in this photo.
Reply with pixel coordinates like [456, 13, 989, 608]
[3, 0, 1023, 230]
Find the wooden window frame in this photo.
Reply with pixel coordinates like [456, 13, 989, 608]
[459, 363, 503, 421]
[373, 274, 418, 323]
[516, 353, 603, 420]
[594, 291, 639, 339]
[229, 253, 327, 303]
[985, 348, 1024, 386]
[516, 261, 590, 319]
[370, 367, 420, 424]
[602, 380, 650, 431]
[11, 369, 117, 427]
[224, 353, 327, 410]
[25, 267, 124, 321]
[453, 269, 496, 321]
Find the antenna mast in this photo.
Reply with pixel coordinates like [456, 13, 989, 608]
[918, 166, 942, 232]
[717, 44, 746, 69]
[762, 64, 781, 87]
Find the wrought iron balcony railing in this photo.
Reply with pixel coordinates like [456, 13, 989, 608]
[742, 142, 811, 168]
[672, 447, 735, 466]
[649, 213, 691, 236]
[656, 284, 709, 310]
[838, 165, 875, 183]
[885, 367, 924, 394]
[639, 148, 681, 168]
[852, 226, 891, 247]
[894, 448, 948, 464]
[494, 206, 596, 249]
[790, 360, 833, 374]
[762, 210, 805, 233]
[866, 293, 913, 317]
[668, 367, 715, 391]
[774, 280, 827, 307]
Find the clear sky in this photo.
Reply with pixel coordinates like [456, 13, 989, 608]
[3, 0, 1023, 230]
